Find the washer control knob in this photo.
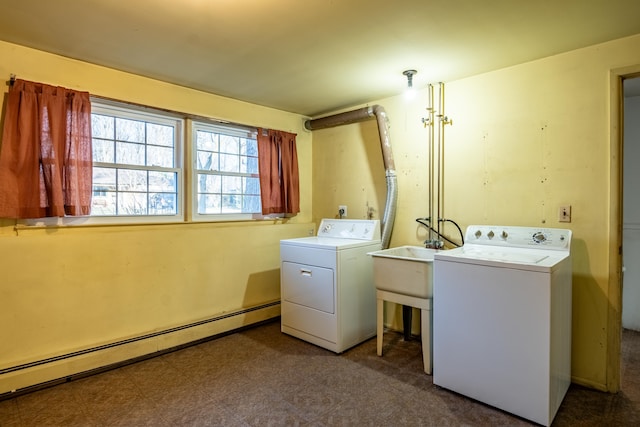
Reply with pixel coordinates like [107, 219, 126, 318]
[487, 230, 495, 239]
[501, 231, 508, 239]
[474, 230, 482, 238]
[532, 232, 547, 243]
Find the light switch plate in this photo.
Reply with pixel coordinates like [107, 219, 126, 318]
[558, 205, 571, 223]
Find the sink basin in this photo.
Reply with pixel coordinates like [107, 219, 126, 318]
[368, 246, 438, 298]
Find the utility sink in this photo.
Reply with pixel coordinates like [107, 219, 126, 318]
[368, 246, 438, 298]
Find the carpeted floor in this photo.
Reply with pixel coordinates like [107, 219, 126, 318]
[1, 320, 639, 426]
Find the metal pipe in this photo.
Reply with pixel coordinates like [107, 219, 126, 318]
[305, 105, 397, 249]
[436, 83, 449, 241]
[436, 84, 443, 238]
[427, 84, 435, 241]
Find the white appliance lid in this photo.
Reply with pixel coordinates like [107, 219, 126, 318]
[316, 218, 380, 240]
[433, 225, 572, 272]
[434, 245, 570, 272]
[280, 219, 381, 249]
[280, 236, 381, 249]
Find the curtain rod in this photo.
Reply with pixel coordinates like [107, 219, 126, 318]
[5, 77, 284, 134]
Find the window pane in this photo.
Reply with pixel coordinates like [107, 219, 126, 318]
[220, 135, 239, 154]
[249, 156, 259, 174]
[243, 195, 261, 212]
[147, 123, 174, 147]
[197, 151, 218, 171]
[241, 155, 259, 174]
[148, 145, 174, 168]
[118, 192, 148, 215]
[244, 177, 260, 195]
[91, 191, 117, 215]
[93, 167, 116, 189]
[92, 114, 114, 139]
[197, 194, 221, 214]
[93, 139, 115, 163]
[196, 131, 217, 151]
[116, 118, 145, 143]
[118, 169, 147, 191]
[197, 174, 221, 193]
[116, 141, 145, 166]
[220, 153, 239, 173]
[149, 171, 176, 192]
[241, 138, 258, 156]
[222, 194, 240, 213]
[222, 175, 242, 194]
[92, 167, 117, 215]
[149, 193, 176, 215]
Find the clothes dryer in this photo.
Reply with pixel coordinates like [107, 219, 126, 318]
[280, 219, 381, 353]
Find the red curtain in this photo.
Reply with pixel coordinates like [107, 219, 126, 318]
[257, 128, 300, 215]
[0, 79, 92, 218]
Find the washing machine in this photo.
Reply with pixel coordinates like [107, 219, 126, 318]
[433, 225, 572, 427]
[280, 218, 381, 353]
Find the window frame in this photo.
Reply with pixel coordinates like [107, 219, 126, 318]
[190, 120, 265, 222]
[89, 100, 185, 225]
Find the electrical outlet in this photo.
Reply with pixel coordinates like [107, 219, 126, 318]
[558, 205, 571, 223]
[338, 205, 347, 218]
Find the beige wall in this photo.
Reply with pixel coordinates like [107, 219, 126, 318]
[0, 41, 313, 393]
[312, 34, 640, 391]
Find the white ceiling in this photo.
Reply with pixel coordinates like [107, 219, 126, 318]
[1, 0, 640, 116]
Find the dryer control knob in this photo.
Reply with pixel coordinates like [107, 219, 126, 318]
[501, 231, 508, 239]
[474, 230, 482, 238]
[487, 231, 495, 239]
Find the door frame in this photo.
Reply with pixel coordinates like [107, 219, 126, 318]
[608, 66, 640, 392]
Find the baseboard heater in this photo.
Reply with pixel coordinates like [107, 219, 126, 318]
[0, 301, 280, 400]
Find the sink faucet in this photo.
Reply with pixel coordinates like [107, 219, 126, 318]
[424, 239, 444, 249]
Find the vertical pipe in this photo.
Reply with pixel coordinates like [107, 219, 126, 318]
[436, 83, 443, 237]
[439, 83, 446, 236]
[427, 84, 435, 241]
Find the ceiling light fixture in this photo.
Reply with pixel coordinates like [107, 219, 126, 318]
[403, 69, 417, 100]
[403, 69, 417, 89]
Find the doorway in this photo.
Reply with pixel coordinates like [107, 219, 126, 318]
[623, 76, 640, 331]
[613, 72, 640, 395]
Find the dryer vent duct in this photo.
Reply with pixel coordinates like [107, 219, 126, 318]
[304, 105, 397, 249]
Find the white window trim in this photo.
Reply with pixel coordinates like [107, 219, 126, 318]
[190, 120, 268, 222]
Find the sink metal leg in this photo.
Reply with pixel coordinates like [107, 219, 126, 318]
[402, 305, 412, 340]
[377, 297, 384, 356]
[421, 307, 432, 374]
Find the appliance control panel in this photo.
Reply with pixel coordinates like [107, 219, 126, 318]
[317, 219, 381, 240]
[465, 225, 572, 251]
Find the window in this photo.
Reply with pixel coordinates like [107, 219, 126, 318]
[17, 99, 271, 226]
[89, 101, 183, 223]
[192, 122, 262, 220]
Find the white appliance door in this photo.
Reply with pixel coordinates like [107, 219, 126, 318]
[282, 261, 334, 313]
